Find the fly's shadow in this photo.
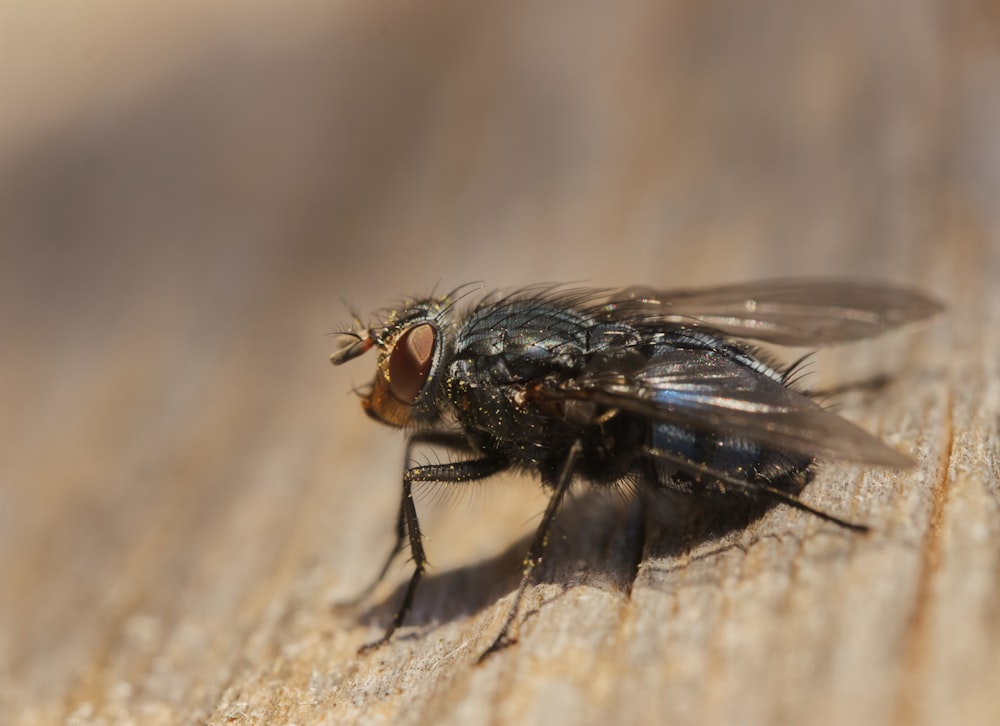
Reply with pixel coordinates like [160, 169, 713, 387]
[345, 484, 844, 637]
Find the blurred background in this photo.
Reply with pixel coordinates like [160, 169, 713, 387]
[2, 1, 998, 723]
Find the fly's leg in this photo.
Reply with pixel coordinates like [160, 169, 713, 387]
[342, 431, 474, 606]
[479, 439, 583, 662]
[359, 454, 507, 654]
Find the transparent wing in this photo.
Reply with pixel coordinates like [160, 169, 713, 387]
[540, 346, 913, 467]
[601, 279, 942, 346]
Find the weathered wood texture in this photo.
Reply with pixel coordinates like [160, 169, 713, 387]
[2, 2, 998, 724]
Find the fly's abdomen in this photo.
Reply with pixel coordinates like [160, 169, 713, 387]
[649, 422, 813, 498]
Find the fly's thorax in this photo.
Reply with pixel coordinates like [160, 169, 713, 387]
[449, 300, 639, 383]
[360, 300, 456, 428]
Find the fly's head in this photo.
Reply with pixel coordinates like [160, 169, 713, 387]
[331, 299, 453, 428]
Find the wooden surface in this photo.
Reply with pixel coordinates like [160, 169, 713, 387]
[2, 2, 999, 724]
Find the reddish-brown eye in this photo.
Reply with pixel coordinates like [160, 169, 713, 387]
[387, 323, 436, 403]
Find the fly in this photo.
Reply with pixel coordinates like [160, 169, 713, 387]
[330, 279, 941, 661]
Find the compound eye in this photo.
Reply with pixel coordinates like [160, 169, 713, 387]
[387, 323, 436, 403]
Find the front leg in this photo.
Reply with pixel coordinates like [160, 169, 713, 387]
[343, 431, 475, 607]
[359, 452, 508, 653]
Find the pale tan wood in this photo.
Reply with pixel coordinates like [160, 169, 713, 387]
[2, 2, 999, 725]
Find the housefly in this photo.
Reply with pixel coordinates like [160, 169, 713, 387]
[330, 279, 941, 660]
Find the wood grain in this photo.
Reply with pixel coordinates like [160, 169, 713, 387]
[2, 1, 998, 724]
